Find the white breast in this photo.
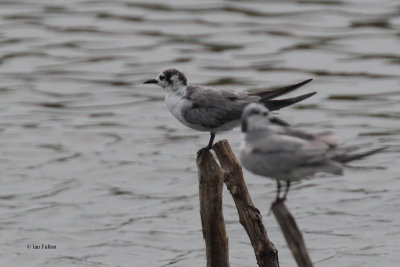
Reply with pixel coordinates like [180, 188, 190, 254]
[165, 92, 209, 131]
[165, 93, 186, 122]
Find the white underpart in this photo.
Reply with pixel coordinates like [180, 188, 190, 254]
[165, 90, 201, 129]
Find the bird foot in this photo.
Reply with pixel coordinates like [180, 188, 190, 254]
[197, 147, 211, 157]
[275, 196, 287, 203]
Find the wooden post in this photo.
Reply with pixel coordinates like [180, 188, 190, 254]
[271, 201, 313, 267]
[213, 140, 279, 267]
[197, 149, 230, 267]
[196, 140, 312, 267]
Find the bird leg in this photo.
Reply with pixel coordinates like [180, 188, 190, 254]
[282, 181, 291, 201]
[197, 133, 216, 157]
[270, 180, 283, 211]
[276, 180, 282, 201]
[206, 132, 216, 150]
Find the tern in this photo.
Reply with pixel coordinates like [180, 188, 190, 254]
[144, 68, 315, 149]
[239, 103, 386, 201]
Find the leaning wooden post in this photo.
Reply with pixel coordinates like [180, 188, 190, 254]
[271, 201, 313, 267]
[197, 149, 230, 267]
[213, 140, 279, 267]
[197, 140, 313, 267]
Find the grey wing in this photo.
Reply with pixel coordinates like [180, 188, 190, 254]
[277, 127, 342, 147]
[245, 131, 342, 179]
[252, 134, 304, 153]
[279, 127, 316, 141]
[247, 79, 313, 100]
[182, 86, 258, 129]
[252, 134, 331, 166]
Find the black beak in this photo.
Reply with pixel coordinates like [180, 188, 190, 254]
[143, 79, 158, 84]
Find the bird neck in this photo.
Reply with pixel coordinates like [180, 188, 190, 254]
[166, 84, 187, 97]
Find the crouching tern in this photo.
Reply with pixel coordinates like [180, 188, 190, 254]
[240, 103, 386, 201]
[144, 68, 315, 149]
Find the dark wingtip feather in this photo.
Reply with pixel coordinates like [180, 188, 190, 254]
[269, 116, 290, 126]
[335, 146, 388, 163]
[263, 91, 317, 111]
[249, 78, 314, 100]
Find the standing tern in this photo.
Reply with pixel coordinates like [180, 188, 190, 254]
[239, 103, 386, 201]
[144, 68, 315, 149]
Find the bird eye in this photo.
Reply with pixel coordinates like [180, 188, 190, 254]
[262, 111, 268, 116]
[159, 75, 165, 81]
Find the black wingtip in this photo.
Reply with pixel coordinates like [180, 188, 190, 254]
[286, 78, 313, 90]
[263, 91, 317, 111]
[284, 91, 317, 105]
[250, 78, 314, 100]
[336, 146, 388, 163]
[301, 91, 317, 98]
[269, 116, 290, 126]
[304, 78, 313, 83]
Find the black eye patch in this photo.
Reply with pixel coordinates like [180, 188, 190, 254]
[159, 75, 165, 81]
[248, 109, 261, 115]
[247, 109, 268, 117]
[241, 119, 248, 132]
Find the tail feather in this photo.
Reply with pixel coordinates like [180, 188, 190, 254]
[333, 147, 387, 163]
[248, 78, 313, 100]
[263, 92, 317, 111]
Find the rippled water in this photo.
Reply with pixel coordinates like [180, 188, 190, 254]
[0, 0, 399, 266]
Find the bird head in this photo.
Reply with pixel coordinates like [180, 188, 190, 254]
[241, 103, 270, 132]
[143, 68, 187, 90]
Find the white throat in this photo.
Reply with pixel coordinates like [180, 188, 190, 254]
[165, 84, 187, 97]
[164, 85, 191, 127]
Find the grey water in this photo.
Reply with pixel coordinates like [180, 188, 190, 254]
[0, 0, 399, 266]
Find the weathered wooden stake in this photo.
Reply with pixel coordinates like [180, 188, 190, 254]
[196, 140, 312, 267]
[197, 148, 229, 267]
[271, 201, 314, 267]
[213, 141, 280, 267]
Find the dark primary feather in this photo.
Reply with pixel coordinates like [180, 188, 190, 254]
[263, 92, 316, 111]
[269, 116, 290, 126]
[247, 79, 313, 100]
[333, 147, 387, 163]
